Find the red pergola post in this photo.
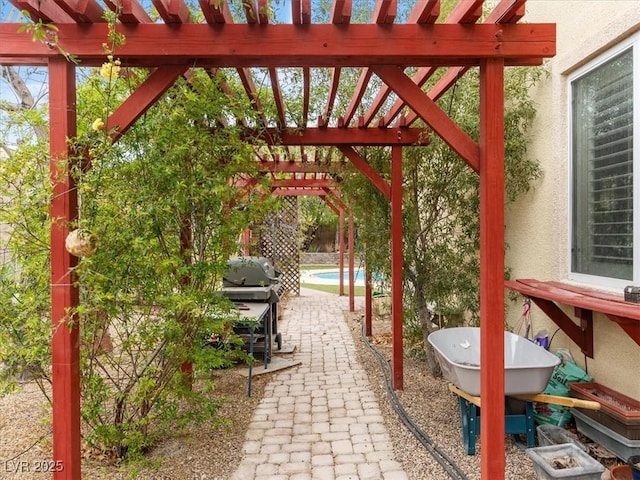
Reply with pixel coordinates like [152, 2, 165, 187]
[391, 145, 403, 390]
[49, 57, 82, 480]
[348, 211, 355, 312]
[242, 228, 251, 256]
[479, 58, 506, 479]
[179, 215, 193, 385]
[339, 209, 345, 296]
[365, 266, 372, 337]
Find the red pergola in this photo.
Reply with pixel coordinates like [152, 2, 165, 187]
[0, 1, 555, 478]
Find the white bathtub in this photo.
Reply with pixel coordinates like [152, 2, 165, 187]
[427, 327, 561, 396]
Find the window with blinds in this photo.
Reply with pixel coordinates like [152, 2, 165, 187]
[571, 48, 634, 280]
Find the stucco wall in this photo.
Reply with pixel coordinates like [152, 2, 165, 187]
[505, 2, 640, 398]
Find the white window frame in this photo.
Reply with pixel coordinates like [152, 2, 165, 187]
[568, 31, 640, 289]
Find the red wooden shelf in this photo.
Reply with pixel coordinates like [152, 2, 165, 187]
[505, 279, 640, 357]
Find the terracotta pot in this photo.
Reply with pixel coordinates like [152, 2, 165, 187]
[611, 464, 633, 480]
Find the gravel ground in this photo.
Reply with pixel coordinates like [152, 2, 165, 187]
[0, 293, 617, 479]
[343, 306, 538, 480]
[0, 370, 270, 480]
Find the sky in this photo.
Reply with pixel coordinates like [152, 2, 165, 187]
[0, 0, 294, 23]
[0, 0, 20, 22]
[0, 0, 293, 104]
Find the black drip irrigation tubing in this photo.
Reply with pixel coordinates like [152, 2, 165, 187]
[360, 319, 469, 480]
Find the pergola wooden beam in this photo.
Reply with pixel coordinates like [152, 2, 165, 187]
[379, 0, 525, 127]
[343, 69, 373, 126]
[373, 66, 480, 172]
[199, 0, 232, 25]
[321, 187, 347, 211]
[107, 66, 189, 142]
[320, 195, 340, 216]
[12, 0, 76, 23]
[362, 0, 442, 126]
[371, 0, 396, 24]
[244, 127, 427, 146]
[152, 0, 191, 24]
[271, 179, 338, 189]
[0, 23, 555, 67]
[324, 0, 351, 125]
[52, 0, 105, 23]
[342, 0, 395, 126]
[338, 146, 390, 200]
[330, 0, 351, 25]
[104, 0, 152, 24]
[271, 187, 328, 196]
[194, 0, 272, 164]
[292, 0, 308, 158]
[256, 161, 346, 173]
[407, 0, 440, 24]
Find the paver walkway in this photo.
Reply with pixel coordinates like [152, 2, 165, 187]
[230, 289, 409, 480]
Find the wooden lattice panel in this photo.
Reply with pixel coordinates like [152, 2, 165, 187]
[258, 196, 300, 296]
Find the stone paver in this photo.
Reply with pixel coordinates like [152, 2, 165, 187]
[230, 290, 408, 480]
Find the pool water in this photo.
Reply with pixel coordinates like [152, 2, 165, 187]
[312, 270, 366, 282]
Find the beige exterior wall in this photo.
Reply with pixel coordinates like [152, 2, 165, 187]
[505, 2, 640, 398]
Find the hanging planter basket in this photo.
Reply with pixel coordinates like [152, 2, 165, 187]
[65, 229, 99, 257]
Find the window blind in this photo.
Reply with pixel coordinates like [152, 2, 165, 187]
[572, 48, 633, 279]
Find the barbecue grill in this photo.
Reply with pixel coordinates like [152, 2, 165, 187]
[223, 256, 281, 288]
[223, 256, 284, 355]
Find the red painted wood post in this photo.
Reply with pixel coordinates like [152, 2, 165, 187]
[365, 267, 372, 337]
[49, 57, 82, 480]
[348, 211, 355, 312]
[391, 146, 403, 390]
[479, 58, 505, 480]
[339, 209, 345, 296]
[242, 228, 251, 256]
[179, 215, 193, 386]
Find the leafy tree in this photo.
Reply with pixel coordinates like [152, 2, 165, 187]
[341, 66, 545, 375]
[0, 55, 279, 461]
[0, 62, 51, 394]
[73, 65, 279, 459]
[298, 196, 338, 251]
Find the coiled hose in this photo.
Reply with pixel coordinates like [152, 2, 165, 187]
[360, 319, 469, 480]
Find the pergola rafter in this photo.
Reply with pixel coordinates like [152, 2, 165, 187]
[243, 126, 427, 146]
[0, 1, 556, 478]
[256, 161, 346, 173]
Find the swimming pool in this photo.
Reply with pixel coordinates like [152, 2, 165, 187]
[301, 268, 366, 286]
[313, 271, 366, 282]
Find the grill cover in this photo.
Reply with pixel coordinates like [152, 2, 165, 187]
[223, 256, 281, 287]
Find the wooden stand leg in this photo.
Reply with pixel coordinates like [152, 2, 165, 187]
[457, 393, 535, 455]
[458, 396, 479, 455]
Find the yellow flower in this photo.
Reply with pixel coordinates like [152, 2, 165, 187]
[100, 61, 121, 81]
[92, 118, 105, 131]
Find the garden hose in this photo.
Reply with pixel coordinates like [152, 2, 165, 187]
[360, 319, 469, 480]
